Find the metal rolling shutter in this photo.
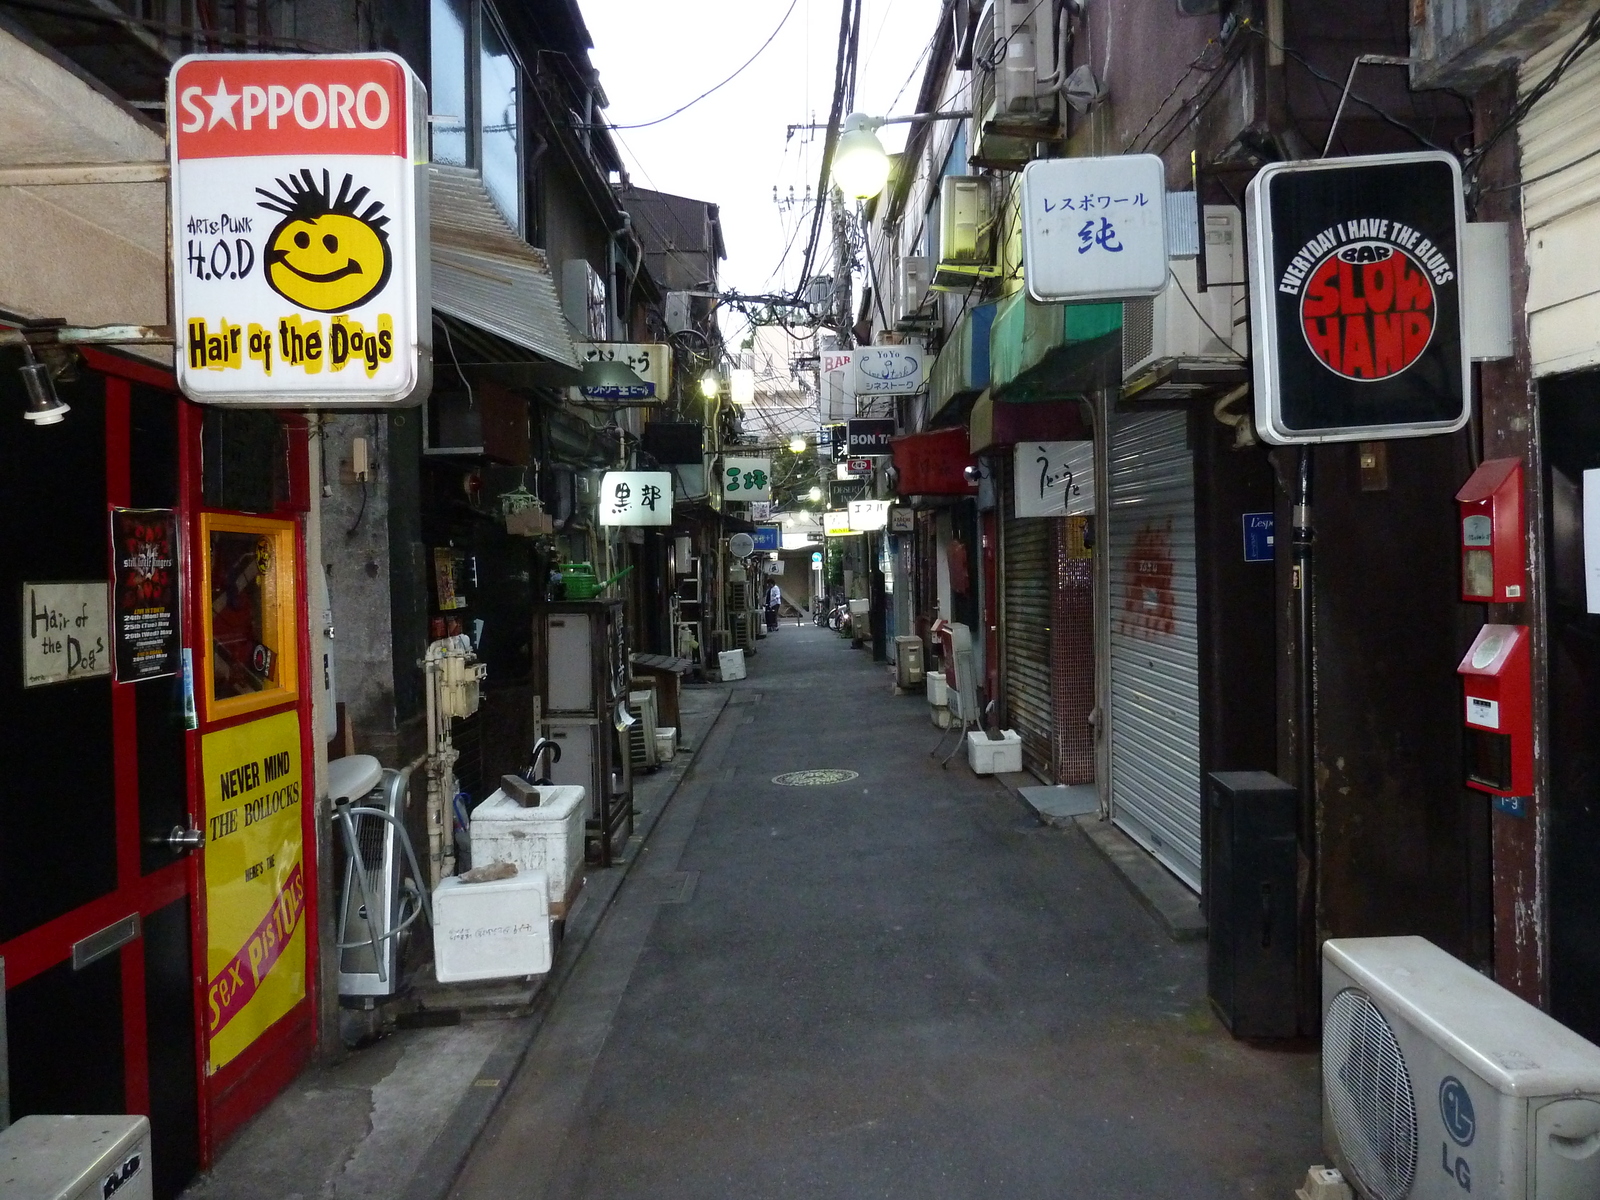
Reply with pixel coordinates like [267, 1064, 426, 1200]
[1108, 409, 1201, 890]
[1004, 487, 1054, 778]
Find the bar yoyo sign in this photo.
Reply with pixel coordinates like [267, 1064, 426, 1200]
[169, 54, 431, 406]
[1246, 151, 1468, 444]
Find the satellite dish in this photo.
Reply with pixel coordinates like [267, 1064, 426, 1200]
[729, 532, 756, 557]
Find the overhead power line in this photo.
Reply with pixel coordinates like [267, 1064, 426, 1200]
[600, 0, 801, 131]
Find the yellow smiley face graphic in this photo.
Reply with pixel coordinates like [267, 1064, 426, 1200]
[257, 170, 393, 313]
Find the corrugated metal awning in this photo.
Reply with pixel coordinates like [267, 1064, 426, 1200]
[430, 165, 577, 370]
[0, 27, 167, 364]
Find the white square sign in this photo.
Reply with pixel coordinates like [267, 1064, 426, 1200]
[1014, 441, 1094, 518]
[721, 457, 772, 501]
[1021, 154, 1168, 302]
[598, 472, 673, 526]
[169, 53, 430, 406]
[854, 344, 928, 397]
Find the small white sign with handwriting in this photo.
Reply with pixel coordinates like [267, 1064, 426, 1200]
[23, 581, 111, 687]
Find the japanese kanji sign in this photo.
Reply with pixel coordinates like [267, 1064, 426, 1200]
[722, 457, 772, 501]
[1246, 151, 1468, 444]
[169, 53, 430, 406]
[598, 471, 673, 526]
[1021, 154, 1168, 301]
[574, 342, 672, 402]
[1013, 441, 1094, 518]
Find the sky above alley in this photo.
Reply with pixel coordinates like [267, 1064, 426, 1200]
[585, 0, 943, 320]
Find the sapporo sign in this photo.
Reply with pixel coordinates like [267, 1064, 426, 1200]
[201, 709, 307, 1070]
[1246, 151, 1468, 444]
[169, 54, 431, 406]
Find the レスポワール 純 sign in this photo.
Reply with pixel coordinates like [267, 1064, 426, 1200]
[1247, 151, 1469, 445]
[168, 53, 431, 407]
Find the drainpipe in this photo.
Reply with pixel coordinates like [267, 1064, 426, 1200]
[1293, 446, 1317, 1034]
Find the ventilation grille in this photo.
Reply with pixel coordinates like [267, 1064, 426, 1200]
[1324, 987, 1419, 1200]
[1122, 297, 1155, 373]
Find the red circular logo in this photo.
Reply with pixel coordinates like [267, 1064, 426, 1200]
[1300, 241, 1435, 381]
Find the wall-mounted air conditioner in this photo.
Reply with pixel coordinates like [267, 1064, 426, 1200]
[664, 290, 693, 334]
[562, 258, 609, 339]
[971, 0, 1063, 167]
[934, 176, 1000, 289]
[1121, 205, 1247, 383]
[1323, 936, 1600, 1200]
[899, 255, 932, 319]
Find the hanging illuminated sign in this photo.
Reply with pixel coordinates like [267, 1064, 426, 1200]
[598, 471, 673, 526]
[1021, 154, 1168, 301]
[721, 456, 772, 501]
[1246, 151, 1469, 444]
[824, 511, 855, 537]
[848, 500, 890, 531]
[169, 53, 430, 407]
[574, 342, 672, 402]
[854, 343, 928, 397]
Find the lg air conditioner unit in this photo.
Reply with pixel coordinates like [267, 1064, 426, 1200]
[934, 176, 1000, 290]
[1121, 207, 1248, 386]
[1322, 936, 1600, 1200]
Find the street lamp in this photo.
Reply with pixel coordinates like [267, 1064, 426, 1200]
[699, 369, 721, 400]
[832, 113, 891, 201]
[788, 435, 807, 454]
[807, 485, 822, 502]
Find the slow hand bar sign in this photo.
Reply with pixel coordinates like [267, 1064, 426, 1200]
[168, 53, 431, 407]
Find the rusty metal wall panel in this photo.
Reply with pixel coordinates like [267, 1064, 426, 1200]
[1108, 409, 1201, 890]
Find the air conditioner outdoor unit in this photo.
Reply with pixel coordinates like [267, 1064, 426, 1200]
[899, 255, 932, 318]
[664, 290, 694, 334]
[971, 0, 1062, 166]
[934, 176, 999, 290]
[1121, 207, 1248, 383]
[1322, 936, 1600, 1200]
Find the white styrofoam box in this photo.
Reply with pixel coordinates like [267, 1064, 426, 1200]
[433, 871, 552, 983]
[654, 726, 676, 762]
[926, 672, 948, 706]
[719, 649, 746, 681]
[931, 705, 953, 729]
[469, 785, 586, 911]
[967, 730, 1022, 775]
[0, 1114, 152, 1200]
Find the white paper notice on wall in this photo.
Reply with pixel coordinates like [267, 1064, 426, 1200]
[1585, 468, 1600, 614]
[22, 581, 110, 687]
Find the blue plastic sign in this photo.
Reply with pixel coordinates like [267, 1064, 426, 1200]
[811, 551, 823, 564]
[1020, 154, 1168, 302]
[1243, 512, 1275, 562]
[751, 525, 780, 552]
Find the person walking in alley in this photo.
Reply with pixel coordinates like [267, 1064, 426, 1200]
[766, 578, 782, 632]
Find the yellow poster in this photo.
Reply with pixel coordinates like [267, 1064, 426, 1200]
[200, 708, 307, 1071]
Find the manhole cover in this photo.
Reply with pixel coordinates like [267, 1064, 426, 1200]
[771, 769, 859, 786]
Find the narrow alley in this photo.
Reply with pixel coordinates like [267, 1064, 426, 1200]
[452, 629, 1319, 1200]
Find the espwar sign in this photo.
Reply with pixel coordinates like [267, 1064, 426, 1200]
[169, 53, 431, 406]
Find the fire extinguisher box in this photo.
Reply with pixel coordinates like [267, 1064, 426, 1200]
[1456, 624, 1532, 798]
[1454, 457, 1525, 603]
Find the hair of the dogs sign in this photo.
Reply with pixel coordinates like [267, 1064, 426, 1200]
[1246, 152, 1469, 445]
[168, 53, 430, 408]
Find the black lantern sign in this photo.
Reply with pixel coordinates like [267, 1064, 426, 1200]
[1246, 151, 1469, 444]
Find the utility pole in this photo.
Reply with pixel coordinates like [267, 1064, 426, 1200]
[830, 186, 854, 351]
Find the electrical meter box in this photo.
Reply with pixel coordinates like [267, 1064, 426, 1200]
[1455, 458, 1525, 603]
[0, 1114, 152, 1200]
[1457, 623, 1532, 798]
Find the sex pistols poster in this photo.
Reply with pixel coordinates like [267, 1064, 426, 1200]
[111, 507, 181, 681]
[1247, 151, 1469, 444]
[201, 709, 307, 1070]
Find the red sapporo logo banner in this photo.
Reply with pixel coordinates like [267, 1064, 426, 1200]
[207, 860, 305, 1036]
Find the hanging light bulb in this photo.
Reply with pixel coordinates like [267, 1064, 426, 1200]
[789, 435, 808, 454]
[807, 485, 823, 502]
[19, 343, 68, 426]
[831, 113, 891, 200]
[699, 369, 721, 400]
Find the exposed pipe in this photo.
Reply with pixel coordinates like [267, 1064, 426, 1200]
[1211, 383, 1256, 448]
[1293, 446, 1317, 1033]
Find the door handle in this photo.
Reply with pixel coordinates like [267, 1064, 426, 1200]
[166, 825, 205, 853]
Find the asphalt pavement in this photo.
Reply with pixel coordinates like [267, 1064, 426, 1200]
[450, 623, 1320, 1200]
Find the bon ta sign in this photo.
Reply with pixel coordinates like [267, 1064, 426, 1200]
[169, 54, 431, 406]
